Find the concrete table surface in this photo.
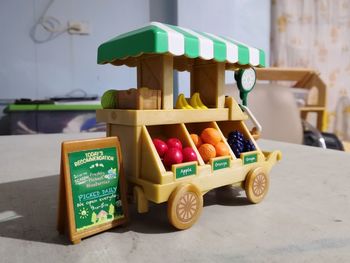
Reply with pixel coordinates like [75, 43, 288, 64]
[0, 133, 349, 262]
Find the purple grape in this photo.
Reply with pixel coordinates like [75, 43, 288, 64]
[237, 140, 244, 149]
[228, 131, 244, 142]
[232, 147, 241, 158]
[228, 140, 243, 157]
[244, 139, 256, 152]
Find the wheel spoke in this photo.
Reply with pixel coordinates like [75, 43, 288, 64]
[179, 208, 185, 216]
[190, 203, 197, 209]
[189, 194, 195, 203]
[252, 173, 267, 196]
[179, 193, 196, 221]
[185, 211, 189, 220]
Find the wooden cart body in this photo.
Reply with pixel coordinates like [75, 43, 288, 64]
[96, 22, 281, 229]
[97, 100, 281, 206]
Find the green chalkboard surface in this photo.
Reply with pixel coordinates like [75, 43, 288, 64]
[68, 147, 123, 231]
[58, 137, 128, 244]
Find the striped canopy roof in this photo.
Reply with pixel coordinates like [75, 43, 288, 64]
[98, 22, 265, 67]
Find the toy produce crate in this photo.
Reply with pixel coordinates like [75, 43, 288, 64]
[117, 87, 161, 110]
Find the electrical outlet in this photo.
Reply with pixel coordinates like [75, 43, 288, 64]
[68, 21, 90, 35]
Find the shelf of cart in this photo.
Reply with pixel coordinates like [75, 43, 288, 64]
[96, 108, 230, 126]
[128, 166, 246, 204]
[172, 161, 198, 180]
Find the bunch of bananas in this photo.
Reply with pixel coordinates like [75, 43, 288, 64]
[190, 93, 208, 109]
[175, 93, 208, 109]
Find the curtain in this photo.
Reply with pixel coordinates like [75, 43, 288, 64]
[271, 0, 350, 139]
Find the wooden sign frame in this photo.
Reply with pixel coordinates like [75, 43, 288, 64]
[57, 136, 128, 244]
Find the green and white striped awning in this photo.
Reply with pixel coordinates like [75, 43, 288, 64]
[98, 22, 265, 67]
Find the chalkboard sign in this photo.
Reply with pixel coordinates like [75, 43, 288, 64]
[57, 137, 128, 244]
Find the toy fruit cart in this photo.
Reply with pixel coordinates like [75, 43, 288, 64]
[96, 22, 281, 230]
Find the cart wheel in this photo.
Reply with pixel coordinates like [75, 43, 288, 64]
[245, 167, 269, 204]
[167, 184, 203, 230]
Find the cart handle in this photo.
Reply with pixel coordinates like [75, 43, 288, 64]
[240, 105, 262, 140]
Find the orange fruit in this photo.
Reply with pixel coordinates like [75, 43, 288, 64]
[215, 142, 230, 156]
[198, 143, 216, 162]
[201, 128, 221, 145]
[190, 134, 202, 148]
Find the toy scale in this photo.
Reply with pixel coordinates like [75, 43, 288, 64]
[96, 22, 281, 230]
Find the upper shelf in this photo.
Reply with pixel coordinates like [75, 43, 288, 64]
[96, 107, 247, 126]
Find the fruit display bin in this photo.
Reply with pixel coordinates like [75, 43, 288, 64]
[142, 123, 204, 179]
[217, 120, 260, 154]
[96, 22, 281, 230]
[185, 121, 236, 160]
[97, 105, 281, 212]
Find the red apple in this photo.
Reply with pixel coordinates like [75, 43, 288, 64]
[182, 147, 198, 162]
[166, 138, 182, 150]
[152, 138, 168, 157]
[163, 147, 183, 167]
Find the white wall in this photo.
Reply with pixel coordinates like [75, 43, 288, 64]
[0, 0, 270, 100]
[177, 0, 271, 95]
[0, 0, 149, 100]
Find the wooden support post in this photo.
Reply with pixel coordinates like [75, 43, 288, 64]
[137, 55, 174, 109]
[191, 61, 225, 108]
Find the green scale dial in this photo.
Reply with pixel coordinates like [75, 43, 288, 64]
[234, 68, 257, 106]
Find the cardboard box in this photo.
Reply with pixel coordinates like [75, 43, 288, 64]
[117, 87, 161, 110]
